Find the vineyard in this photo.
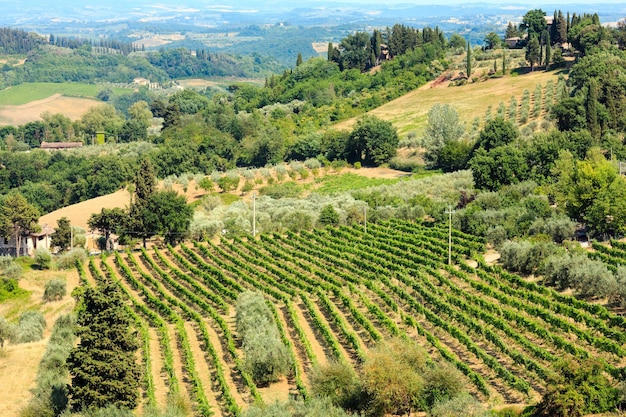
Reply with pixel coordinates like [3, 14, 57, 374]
[78, 220, 626, 416]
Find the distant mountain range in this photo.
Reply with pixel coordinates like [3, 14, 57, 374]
[3, 1, 623, 31]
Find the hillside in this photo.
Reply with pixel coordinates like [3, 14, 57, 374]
[333, 67, 566, 138]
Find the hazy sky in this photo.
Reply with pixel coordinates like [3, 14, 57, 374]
[322, 0, 626, 4]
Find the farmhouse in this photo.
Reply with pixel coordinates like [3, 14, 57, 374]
[0, 224, 54, 257]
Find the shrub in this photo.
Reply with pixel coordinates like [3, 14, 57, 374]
[16, 310, 46, 343]
[0, 255, 21, 280]
[422, 365, 466, 409]
[243, 398, 352, 417]
[0, 316, 16, 349]
[34, 248, 53, 270]
[429, 393, 489, 417]
[536, 359, 619, 417]
[43, 279, 67, 302]
[56, 248, 87, 270]
[310, 361, 364, 411]
[235, 291, 292, 386]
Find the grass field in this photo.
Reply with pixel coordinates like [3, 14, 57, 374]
[0, 82, 131, 105]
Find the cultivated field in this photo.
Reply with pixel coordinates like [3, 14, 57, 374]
[0, 82, 132, 126]
[334, 67, 566, 138]
[82, 220, 626, 416]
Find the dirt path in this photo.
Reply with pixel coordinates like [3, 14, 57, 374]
[200, 317, 248, 408]
[291, 301, 328, 367]
[147, 327, 169, 410]
[184, 321, 222, 416]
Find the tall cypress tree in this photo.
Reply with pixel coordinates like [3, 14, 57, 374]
[127, 158, 157, 247]
[466, 41, 472, 78]
[586, 79, 601, 140]
[545, 31, 552, 69]
[67, 281, 140, 412]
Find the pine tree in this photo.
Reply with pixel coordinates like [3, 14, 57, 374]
[296, 53, 303, 66]
[68, 281, 140, 412]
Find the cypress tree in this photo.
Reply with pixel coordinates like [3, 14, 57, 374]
[67, 281, 140, 412]
[296, 52, 303, 66]
[545, 31, 552, 69]
[466, 41, 472, 79]
[586, 79, 601, 140]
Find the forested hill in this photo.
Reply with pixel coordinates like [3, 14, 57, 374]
[0, 28, 46, 55]
[0, 27, 283, 88]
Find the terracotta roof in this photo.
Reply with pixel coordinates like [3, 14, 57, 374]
[31, 225, 55, 237]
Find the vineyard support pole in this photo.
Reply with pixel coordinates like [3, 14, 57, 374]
[445, 205, 455, 265]
[252, 192, 257, 237]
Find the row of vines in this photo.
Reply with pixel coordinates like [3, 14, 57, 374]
[81, 219, 626, 416]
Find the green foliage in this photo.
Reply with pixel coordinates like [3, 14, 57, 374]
[422, 365, 467, 409]
[347, 116, 399, 166]
[22, 313, 75, 417]
[243, 397, 353, 417]
[16, 310, 46, 343]
[0, 316, 16, 349]
[422, 104, 464, 167]
[56, 248, 87, 270]
[34, 247, 52, 269]
[0, 254, 22, 279]
[0, 192, 40, 256]
[51, 217, 72, 252]
[361, 337, 428, 416]
[68, 281, 141, 412]
[536, 359, 619, 417]
[235, 291, 292, 386]
[318, 204, 340, 227]
[310, 360, 365, 411]
[429, 393, 490, 417]
[217, 174, 240, 193]
[43, 279, 67, 302]
[259, 181, 303, 199]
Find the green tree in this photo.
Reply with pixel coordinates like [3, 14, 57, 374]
[310, 361, 364, 411]
[127, 158, 157, 247]
[51, 217, 72, 251]
[520, 9, 548, 38]
[468, 145, 529, 191]
[447, 33, 466, 50]
[484, 32, 501, 49]
[347, 116, 399, 166]
[553, 148, 618, 231]
[544, 31, 552, 68]
[78, 104, 124, 139]
[67, 281, 140, 412]
[318, 204, 340, 226]
[361, 337, 427, 416]
[296, 53, 303, 66]
[526, 34, 541, 71]
[472, 117, 519, 152]
[537, 359, 619, 417]
[144, 190, 193, 245]
[87, 208, 126, 250]
[505, 22, 519, 39]
[466, 41, 472, 78]
[422, 103, 465, 167]
[0, 193, 40, 257]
